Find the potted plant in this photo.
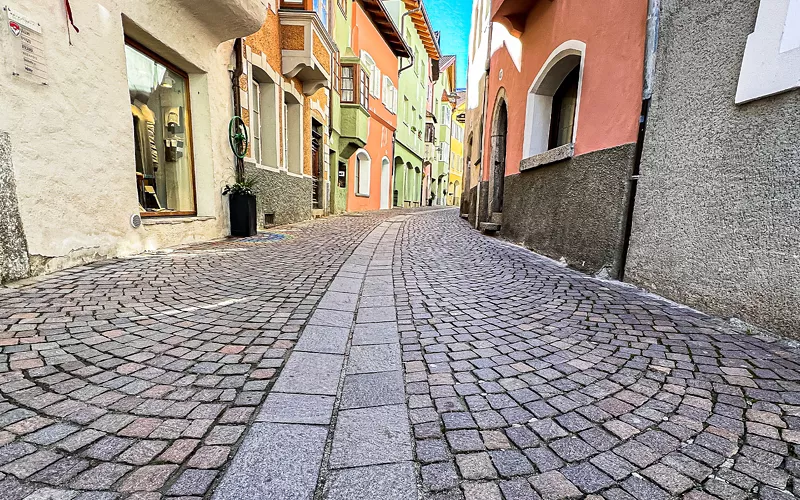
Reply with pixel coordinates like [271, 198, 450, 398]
[223, 178, 257, 237]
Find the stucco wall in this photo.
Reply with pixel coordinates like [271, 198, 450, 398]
[625, 0, 800, 337]
[483, 0, 647, 181]
[0, 1, 265, 278]
[245, 163, 313, 226]
[0, 132, 29, 283]
[501, 144, 636, 277]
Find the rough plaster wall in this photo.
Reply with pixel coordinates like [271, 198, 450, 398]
[501, 144, 636, 277]
[626, 0, 800, 337]
[245, 164, 313, 225]
[0, 132, 29, 283]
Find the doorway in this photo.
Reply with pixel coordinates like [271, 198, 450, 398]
[311, 120, 323, 210]
[490, 99, 508, 214]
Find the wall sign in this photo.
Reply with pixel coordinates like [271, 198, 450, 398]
[4, 6, 48, 84]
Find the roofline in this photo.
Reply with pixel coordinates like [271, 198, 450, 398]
[358, 0, 412, 58]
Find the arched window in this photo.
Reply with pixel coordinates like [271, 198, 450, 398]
[355, 150, 371, 196]
[522, 41, 585, 159]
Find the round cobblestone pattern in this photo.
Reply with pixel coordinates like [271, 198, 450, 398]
[0, 212, 403, 499]
[397, 210, 800, 500]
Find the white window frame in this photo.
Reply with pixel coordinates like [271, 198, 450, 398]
[522, 40, 586, 159]
[361, 51, 381, 98]
[251, 80, 262, 164]
[355, 149, 371, 196]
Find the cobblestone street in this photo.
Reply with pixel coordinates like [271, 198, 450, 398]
[1, 208, 799, 500]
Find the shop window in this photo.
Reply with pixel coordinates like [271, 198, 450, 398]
[522, 41, 585, 158]
[125, 41, 195, 216]
[341, 64, 369, 110]
[284, 92, 303, 174]
[251, 70, 279, 167]
[355, 150, 371, 196]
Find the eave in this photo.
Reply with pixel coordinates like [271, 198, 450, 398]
[402, 0, 441, 60]
[492, 0, 546, 37]
[359, 0, 412, 58]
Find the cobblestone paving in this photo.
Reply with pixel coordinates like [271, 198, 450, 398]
[3, 207, 800, 500]
[0, 211, 405, 500]
[397, 210, 800, 500]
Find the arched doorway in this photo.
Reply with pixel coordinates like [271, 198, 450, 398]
[380, 157, 391, 209]
[490, 99, 508, 215]
[393, 157, 403, 207]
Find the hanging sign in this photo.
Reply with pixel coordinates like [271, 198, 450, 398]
[4, 6, 48, 84]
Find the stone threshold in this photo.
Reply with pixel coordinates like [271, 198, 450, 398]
[212, 216, 417, 499]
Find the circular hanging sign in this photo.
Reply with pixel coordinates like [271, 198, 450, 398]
[228, 116, 249, 159]
[9, 21, 21, 37]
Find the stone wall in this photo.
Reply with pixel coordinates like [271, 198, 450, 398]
[625, 0, 800, 337]
[245, 163, 313, 227]
[0, 132, 29, 283]
[500, 144, 636, 278]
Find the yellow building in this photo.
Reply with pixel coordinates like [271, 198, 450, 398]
[448, 93, 466, 206]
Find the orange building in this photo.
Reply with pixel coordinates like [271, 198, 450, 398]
[468, 0, 648, 278]
[345, 0, 408, 212]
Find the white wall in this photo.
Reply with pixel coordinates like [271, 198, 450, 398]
[0, 1, 264, 275]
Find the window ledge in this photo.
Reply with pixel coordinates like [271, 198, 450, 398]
[520, 143, 574, 172]
[355, 193, 370, 198]
[143, 216, 217, 225]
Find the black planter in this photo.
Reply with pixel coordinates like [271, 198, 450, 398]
[229, 193, 257, 237]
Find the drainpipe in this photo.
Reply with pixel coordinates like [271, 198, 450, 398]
[231, 38, 245, 182]
[618, 0, 660, 281]
[474, 18, 492, 228]
[399, 2, 422, 75]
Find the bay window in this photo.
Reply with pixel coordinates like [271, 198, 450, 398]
[341, 63, 369, 110]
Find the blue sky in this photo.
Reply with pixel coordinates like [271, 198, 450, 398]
[426, 0, 471, 88]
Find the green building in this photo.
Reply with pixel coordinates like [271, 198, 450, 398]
[383, 0, 440, 207]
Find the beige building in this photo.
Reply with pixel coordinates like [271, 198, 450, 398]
[0, 1, 266, 282]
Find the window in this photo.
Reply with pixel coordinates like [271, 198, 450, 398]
[251, 69, 279, 167]
[332, 56, 341, 95]
[314, 0, 329, 30]
[441, 105, 451, 128]
[342, 65, 355, 103]
[522, 41, 585, 158]
[361, 52, 381, 98]
[355, 150, 371, 196]
[283, 93, 303, 174]
[342, 64, 369, 109]
[548, 66, 579, 149]
[125, 41, 195, 216]
[382, 76, 398, 113]
[403, 97, 409, 123]
[425, 123, 435, 142]
[251, 80, 262, 164]
[360, 66, 370, 108]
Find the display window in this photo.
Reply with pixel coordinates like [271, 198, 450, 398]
[125, 40, 196, 216]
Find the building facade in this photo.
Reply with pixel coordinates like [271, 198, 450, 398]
[471, 0, 648, 278]
[342, 0, 408, 212]
[448, 92, 466, 206]
[0, 0, 266, 283]
[241, 0, 335, 227]
[430, 55, 457, 206]
[384, 0, 440, 207]
[625, 0, 800, 337]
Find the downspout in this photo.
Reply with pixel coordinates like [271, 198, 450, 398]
[231, 38, 245, 182]
[399, 2, 421, 75]
[618, 0, 660, 280]
[475, 18, 492, 228]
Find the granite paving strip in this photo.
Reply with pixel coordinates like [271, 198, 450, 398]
[212, 217, 419, 500]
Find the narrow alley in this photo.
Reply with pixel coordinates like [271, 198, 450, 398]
[0, 209, 798, 499]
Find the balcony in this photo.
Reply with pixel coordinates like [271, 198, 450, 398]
[338, 104, 369, 159]
[491, 0, 544, 36]
[278, 3, 335, 95]
[176, 0, 267, 43]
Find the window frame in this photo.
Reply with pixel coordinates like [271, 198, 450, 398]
[548, 66, 580, 150]
[251, 79, 262, 164]
[355, 150, 371, 197]
[341, 63, 369, 110]
[125, 37, 198, 218]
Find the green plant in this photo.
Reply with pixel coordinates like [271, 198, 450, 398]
[222, 178, 257, 197]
